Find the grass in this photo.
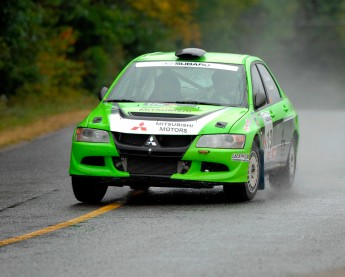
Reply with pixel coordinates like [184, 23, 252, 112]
[0, 93, 98, 149]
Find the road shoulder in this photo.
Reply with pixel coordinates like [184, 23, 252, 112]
[0, 110, 89, 149]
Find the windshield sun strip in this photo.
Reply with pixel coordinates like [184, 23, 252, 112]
[135, 61, 240, 72]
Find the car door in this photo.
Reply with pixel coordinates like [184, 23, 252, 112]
[251, 63, 293, 169]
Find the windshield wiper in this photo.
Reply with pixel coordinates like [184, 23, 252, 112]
[175, 101, 223, 106]
[104, 99, 135, 103]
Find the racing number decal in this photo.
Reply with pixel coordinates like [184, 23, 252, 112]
[260, 111, 274, 162]
[260, 111, 273, 150]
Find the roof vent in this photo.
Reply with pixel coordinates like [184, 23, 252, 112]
[175, 48, 206, 60]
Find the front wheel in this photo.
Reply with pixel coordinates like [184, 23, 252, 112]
[130, 184, 150, 191]
[223, 142, 260, 202]
[72, 176, 108, 204]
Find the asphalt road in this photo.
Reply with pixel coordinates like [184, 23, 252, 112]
[1, 110, 345, 277]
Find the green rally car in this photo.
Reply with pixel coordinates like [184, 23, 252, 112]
[69, 48, 299, 203]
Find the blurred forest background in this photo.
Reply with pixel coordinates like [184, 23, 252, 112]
[1, 0, 345, 130]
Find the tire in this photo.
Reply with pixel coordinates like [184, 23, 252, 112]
[270, 137, 297, 189]
[129, 184, 150, 191]
[72, 176, 108, 204]
[223, 142, 260, 202]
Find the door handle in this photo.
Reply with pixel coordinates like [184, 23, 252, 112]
[283, 104, 289, 112]
[269, 111, 275, 118]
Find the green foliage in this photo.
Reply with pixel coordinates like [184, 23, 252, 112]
[0, 0, 201, 102]
[1, 0, 344, 116]
[294, 0, 345, 71]
[0, 0, 43, 96]
[337, 2, 345, 50]
[201, 0, 345, 77]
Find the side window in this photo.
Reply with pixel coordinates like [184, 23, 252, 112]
[257, 64, 281, 103]
[251, 65, 267, 104]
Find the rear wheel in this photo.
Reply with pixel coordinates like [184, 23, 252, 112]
[270, 137, 297, 189]
[72, 176, 108, 204]
[223, 142, 260, 202]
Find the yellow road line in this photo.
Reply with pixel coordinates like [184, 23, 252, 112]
[0, 201, 125, 247]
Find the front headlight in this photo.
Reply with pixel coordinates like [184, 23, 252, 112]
[75, 128, 110, 143]
[196, 134, 245, 149]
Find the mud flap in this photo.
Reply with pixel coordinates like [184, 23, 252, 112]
[258, 149, 265, 190]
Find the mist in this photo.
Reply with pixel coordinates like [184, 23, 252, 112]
[198, 0, 345, 111]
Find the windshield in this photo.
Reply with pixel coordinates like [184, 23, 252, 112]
[106, 61, 247, 107]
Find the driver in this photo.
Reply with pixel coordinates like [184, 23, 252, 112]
[150, 72, 181, 102]
[211, 70, 241, 104]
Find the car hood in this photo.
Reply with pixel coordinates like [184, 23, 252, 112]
[87, 102, 248, 135]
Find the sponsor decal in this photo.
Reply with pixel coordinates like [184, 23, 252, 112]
[143, 103, 196, 107]
[131, 122, 147, 131]
[109, 108, 230, 135]
[272, 146, 277, 159]
[144, 103, 171, 106]
[243, 118, 251, 132]
[156, 121, 193, 134]
[265, 146, 277, 161]
[259, 111, 273, 150]
[232, 154, 249, 162]
[267, 84, 275, 91]
[251, 112, 260, 127]
[175, 62, 211, 67]
[138, 108, 194, 113]
[243, 113, 260, 131]
[264, 76, 271, 82]
[259, 111, 275, 162]
[135, 61, 239, 71]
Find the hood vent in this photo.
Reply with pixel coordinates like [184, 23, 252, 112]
[129, 112, 194, 119]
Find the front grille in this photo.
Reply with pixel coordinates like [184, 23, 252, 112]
[113, 133, 196, 148]
[113, 133, 147, 146]
[117, 149, 184, 158]
[157, 135, 195, 147]
[127, 156, 178, 175]
[112, 133, 195, 175]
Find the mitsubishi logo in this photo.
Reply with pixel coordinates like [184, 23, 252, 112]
[131, 122, 147, 131]
[145, 136, 159, 147]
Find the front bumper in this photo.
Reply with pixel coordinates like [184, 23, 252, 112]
[69, 134, 250, 186]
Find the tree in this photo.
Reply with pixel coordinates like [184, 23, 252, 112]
[0, 0, 43, 97]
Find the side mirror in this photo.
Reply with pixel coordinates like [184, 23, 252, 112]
[98, 87, 108, 101]
[255, 92, 266, 109]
